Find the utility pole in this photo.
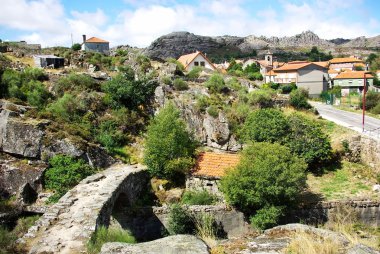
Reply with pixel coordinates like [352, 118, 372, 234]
[362, 73, 367, 132]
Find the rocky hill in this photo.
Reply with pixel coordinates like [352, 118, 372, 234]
[144, 31, 380, 61]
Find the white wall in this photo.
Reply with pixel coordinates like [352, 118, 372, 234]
[187, 55, 215, 71]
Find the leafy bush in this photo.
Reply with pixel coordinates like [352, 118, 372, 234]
[195, 95, 211, 113]
[280, 83, 297, 94]
[161, 76, 172, 86]
[248, 89, 275, 108]
[102, 73, 158, 110]
[207, 105, 219, 118]
[173, 78, 188, 91]
[290, 88, 312, 109]
[250, 206, 283, 230]
[44, 155, 97, 201]
[71, 43, 81, 51]
[25, 81, 51, 109]
[167, 204, 194, 235]
[166, 58, 185, 72]
[359, 91, 380, 111]
[205, 74, 226, 93]
[221, 142, 307, 214]
[187, 66, 203, 79]
[47, 93, 84, 122]
[144, 103, 196, 180]
[239, 109, 289, 143]
[54, 74, 98, 96]
[181, 190, 217, 205]
[87, 226, 136, 254]
[286, 113, 332, 169]
[246, 72, 263, 81]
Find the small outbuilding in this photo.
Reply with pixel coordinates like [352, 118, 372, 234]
[186, 152, 240, 197]
[81, 35, 109, 54]
[33, 55, 64, 68]
[177, 51, 216, 71]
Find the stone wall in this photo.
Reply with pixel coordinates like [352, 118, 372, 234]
[347, 135, 380, 173]
[111, 205, 250, 241]
[287, 200, 380, 227]
[185, 176, 223, 198]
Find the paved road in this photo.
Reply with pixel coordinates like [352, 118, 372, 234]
[310, 102, 380, 140]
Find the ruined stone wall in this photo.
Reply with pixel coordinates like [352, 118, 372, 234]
[111, 205, 250, 241]
[347, 135, 380, 173]
[185, 176, 223, 197]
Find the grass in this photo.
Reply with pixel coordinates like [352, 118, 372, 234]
[4, 53, 35, 67]
[285, 232, 342, 254]
[87, 226, 136, 254]
[181, 190, 218, 205]
[307, 161, 376, 201]
[0, 215, 40, 254]
[194, 212, 218, 248]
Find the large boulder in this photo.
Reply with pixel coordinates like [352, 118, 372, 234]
[100, 235, 209, 254]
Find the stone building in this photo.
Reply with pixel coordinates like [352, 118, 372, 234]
[177, 51, 216, 71]
[186, 152, 240, 197]
[33, 55, 64, 68]
[81, 35, 109, 54]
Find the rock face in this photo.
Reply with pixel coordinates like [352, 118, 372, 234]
[100, 235, 209, 254]
[21, 164, 149, 254]
[144, 30, 380, 60]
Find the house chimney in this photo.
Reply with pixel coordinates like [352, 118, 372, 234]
[82, 35, 86, 43]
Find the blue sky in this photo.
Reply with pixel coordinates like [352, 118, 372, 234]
[0, 0, 379, 47]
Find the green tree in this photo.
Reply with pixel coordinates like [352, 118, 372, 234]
[144, 102, 196, 180]
[240, 109, 289, 143]
[221, 142, 307, 214]
[286, 113, 332, 168]
[289, 88, 311, 109]
[71, 43, 82, 51]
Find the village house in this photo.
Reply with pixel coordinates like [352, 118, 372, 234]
[329, 57, 365, 71]
[186, 152, 240, 197]
[81, 35, 109, 54]
[271, 62, 329, 97]
[177, 51, 216, 71]
[333, 71, 375, 96]
[255, 51, 285, 77]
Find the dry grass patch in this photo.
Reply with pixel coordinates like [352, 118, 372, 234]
[285, 232, 343, 254]
[4, 53, 35, 67]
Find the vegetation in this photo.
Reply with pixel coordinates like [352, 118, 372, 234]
[227, 60, 263, 80]
[289, 88, 312, 109]
[221, 142, 307, 216]
[44, 155, 97, 202]
[247, 89, 275, 108]
[205, 73, 227, 93]
[87, 226, 136, 254]
[173, 78, 188, 91]
[194, 212, 218, 246]
[167, 204, 194, 235]
[250, 205, 284, 230]
[144, 103, 196, 180]
[181, 190, 218, 205]
[187, 66, 203, 79]
[307, 46, 333, 62]
[71, 43, 81, 51]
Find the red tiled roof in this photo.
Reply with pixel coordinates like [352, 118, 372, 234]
[274, 62, 327, 72]
[329, 57, 363, 64]
[192, 152, 240, 178]
[85, 37, 109, 43]
[334, 71, 374, 79]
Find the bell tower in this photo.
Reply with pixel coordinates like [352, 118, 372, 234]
[265, 50, 273, 66]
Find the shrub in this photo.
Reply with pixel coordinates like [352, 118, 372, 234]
[187, 66, 203, 79]
[161, 76, 172, 86]
[359, 91, 380, 111]
[87, 226, 136, 254]
[26, 81, 51, 109]
[248, 89, 275, 108]
[102, 74, 158, 109]
[195, 95, 211, 113]
[371, 103, 380, 114]
[250, 206, 283, 230]
[173, 78, 188, 91]
[286, 113, 332, 169]
[280, 83, 297, 94]
[54, 73, 98, 96]
[181, 190, 217, 205]
[290, 88, 311, 109]
[205, 74, 226, 93]
[167, 204, 194, 235]
[194, 212, 218, 244]
[221, 142, 307, 214]
[166, 58, 185, 72]
[71, 43, 82, 51]
[207, 105, 219, 118]
[47, 93, 84, 122]
[144, 103, 196, 180]
[44, 155, 97, 201]
[239, 109, 289, 143]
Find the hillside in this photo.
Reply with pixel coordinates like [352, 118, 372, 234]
[144, 30, 380, 62]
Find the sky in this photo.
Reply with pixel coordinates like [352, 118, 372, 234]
[0, 0, 379, 48]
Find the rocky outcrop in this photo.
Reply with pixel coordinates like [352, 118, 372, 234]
[100, 235, 209, 254]
[144, 31, 379, 61]
[21, 164, 149, 254]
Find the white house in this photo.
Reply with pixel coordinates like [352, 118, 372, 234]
[81, 35, 109, 54]
[177, 51, 216, 71]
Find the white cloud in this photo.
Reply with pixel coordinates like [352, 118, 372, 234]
[0, 0, 378, 47]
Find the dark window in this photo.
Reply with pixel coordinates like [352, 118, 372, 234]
[194, 61, 199, 66]
[200, 61, 205, 67]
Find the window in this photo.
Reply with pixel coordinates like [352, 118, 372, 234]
[200, 61, 205, 67]
[348, 80, 353, 84]
[194, 61, 199, 66]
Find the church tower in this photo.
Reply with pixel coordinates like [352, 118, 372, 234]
[265, 50, 273, 66]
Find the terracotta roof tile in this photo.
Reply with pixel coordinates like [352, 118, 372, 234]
[313, 61, 329, 67]
[85, 37, 109, 43]
[266, 70, 277, 76]
[192, 152, 240, 178]
[334, 71, 374, 79]
[329, 57, 363, 64]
